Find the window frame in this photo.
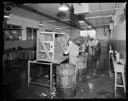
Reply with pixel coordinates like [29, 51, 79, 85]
[4, 24, 22, 41]
[26, 27, 38, 40]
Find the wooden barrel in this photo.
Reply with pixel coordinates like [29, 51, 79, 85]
[56, 63, 77, 98]
[77, 55, 87, 81]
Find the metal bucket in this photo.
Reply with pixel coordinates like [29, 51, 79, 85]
[56, 63, 77, 98]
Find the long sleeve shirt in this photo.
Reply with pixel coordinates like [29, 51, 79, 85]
[64, 41, 79, 57]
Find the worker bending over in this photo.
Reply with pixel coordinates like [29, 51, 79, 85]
[64, 40, 79, 69]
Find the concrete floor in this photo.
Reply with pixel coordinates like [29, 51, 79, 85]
[3, 53, 126, 99]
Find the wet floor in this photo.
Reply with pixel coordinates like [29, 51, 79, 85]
[3, 53, 126, 99]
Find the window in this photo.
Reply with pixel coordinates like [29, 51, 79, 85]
[26, 27, 37, 40]
[80, 30, 96, 39]
[4, 24, 22, 41]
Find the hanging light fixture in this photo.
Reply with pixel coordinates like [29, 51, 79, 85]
[4, 15, 10, 19]
[39, 22, 44, 27]
[56, 27, 61, 29]
[4, 4, 11, 19]
[78, 20, 85, 23]
[88, 26, 91, 28]
[38, 15, 44, 27]
[58, 3, 69, 11]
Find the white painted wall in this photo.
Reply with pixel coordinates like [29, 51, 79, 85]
[109, 2, 126, 41]
[95, 27, 108, 40]
[112, 20, 126, 40]
[95, 27, 110, 48]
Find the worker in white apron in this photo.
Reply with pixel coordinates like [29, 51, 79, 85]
[64, 40, 79, 86]
[64, 40, 79, 67]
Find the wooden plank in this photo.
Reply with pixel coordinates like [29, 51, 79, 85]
[39, 38, 51, 61]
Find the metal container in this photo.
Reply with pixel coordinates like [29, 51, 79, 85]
[56, 63, 77, 98]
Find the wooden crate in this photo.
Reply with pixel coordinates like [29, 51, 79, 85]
[36, 31, 68, 63]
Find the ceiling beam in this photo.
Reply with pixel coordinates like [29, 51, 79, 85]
[77, 14, 96, 29]
[85, 15, 113, 20]
[81, 23, 109, 29]
[65, 3, 121, 14]
[15, 4, 82, 30]
[92, 23, 109, 27]
[89, 8, 121, 14]
[42, 19, 70, 23]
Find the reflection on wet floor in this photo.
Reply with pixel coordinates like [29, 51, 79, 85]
[3, 54, 126, 99]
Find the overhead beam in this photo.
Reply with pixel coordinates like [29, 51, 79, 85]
[84, 19, 96, 29]
[78, 15, 96, 29]
[15, 4, 82, 30]
[89, 8, 121, 14]
[65, 3, 121, 14]
[65, 3, 120, 14]
[82, 23, 109, 29]
[92, 23, 109, 27]
[42, 19, 70, 23]
[85, 15, 113, 20]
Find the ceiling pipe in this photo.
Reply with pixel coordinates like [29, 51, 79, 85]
[15, 4, 82, 30]
[65, 3, 96, 30]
